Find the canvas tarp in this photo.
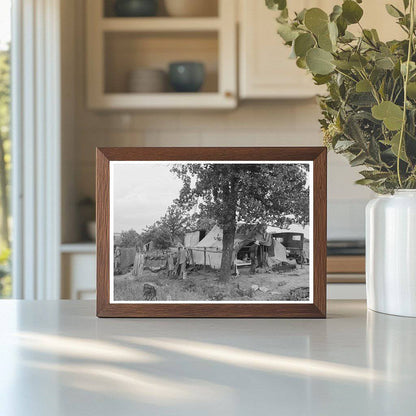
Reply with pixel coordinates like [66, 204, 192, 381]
[190, 225, 224, 269]
[267, 240, 288, 266]
[184, 230, 202, 248]
[188, 225, 291, 269]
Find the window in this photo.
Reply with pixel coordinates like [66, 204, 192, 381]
[0, 0, 11, 298]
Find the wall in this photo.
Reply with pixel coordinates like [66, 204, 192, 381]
[62, 0, 374, 243]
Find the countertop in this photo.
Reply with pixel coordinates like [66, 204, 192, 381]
[0, 300, 415, 415]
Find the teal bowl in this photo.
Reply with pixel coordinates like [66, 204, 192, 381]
[169, 62, 205, 93]
[114, 0, 158, 17]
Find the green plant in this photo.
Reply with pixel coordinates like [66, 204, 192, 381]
[266, 0, 416, 193]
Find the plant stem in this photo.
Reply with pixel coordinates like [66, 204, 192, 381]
[397, 0, 415, 188]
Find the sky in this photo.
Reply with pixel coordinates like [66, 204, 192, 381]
[112, 163, 183, 233]
[0, 0, 11, 50]
[112, 162, 311, 236]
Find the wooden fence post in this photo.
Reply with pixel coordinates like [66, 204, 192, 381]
[204, 247, 207, 270]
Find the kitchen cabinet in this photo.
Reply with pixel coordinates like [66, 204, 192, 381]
[86, 0, 237, 109]
[238, 0, 404, 99]
[239, 0, 324, 99]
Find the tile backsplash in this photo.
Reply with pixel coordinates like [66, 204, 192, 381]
[71, 100, 373, 242]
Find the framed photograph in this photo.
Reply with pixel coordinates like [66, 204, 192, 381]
[96, 147, 327, 318]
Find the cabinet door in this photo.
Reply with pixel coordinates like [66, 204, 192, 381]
[239, 0, 321, 99]
[239, 0, 404, 99]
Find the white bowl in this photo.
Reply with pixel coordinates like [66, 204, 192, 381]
[164, 0, 217, 17]
[127, 68, 167, 93]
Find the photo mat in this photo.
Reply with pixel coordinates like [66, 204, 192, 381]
[109, 160, 314, 304]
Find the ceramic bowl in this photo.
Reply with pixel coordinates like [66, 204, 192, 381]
[114, 0, 158, 17]
[168, 62, 205, 93]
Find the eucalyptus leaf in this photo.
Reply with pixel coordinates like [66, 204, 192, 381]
[375, 56, 396, 70]
[304, 8, 329, 35]
[342, 0, 364, 24]
[350, 152, 368, 167]
[385, 4, 404, 17]
[334, 139, 355, 151]
[382, 133, 409, 162]
[330, 5, 342, 22]
[313, 74, 332, 85]
[356, 79, 372, 93]
[339, 31, 356, 42]
[318, 31, 334, 52]
[294, 33, 315, 57]
[306, 48, 335, 75]
[350, 53, 368, 69]
[360, 170, 391, 180]
[355, 178, 377, 185]
[277, 23, 299, 42]
[372, 101, 403, 130]
[266, 0, 287, 11]
[333, 59, 353, 70]
[371, 29, 380, 42]
[296, 57, 307, 69]
[295, 8, 307, 22]
[336, 15, 348, 36]
[401, 61, 416, 76]
[369, 137, 381, 162]
[407, 82, 416, 99]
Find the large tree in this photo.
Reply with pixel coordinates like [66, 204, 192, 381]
[172, 163, 309, 281]
[119, 229, 141, 248]
[160, 203, 189, 243]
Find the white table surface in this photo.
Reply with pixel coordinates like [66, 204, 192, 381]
[0, 300, 415, 416]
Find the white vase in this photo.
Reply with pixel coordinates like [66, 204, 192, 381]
[366, 190, 416, 317]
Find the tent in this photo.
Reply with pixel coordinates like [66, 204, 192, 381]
[189, 225, 224, 269]
[187, 224, 302, 270]
[184, 230, 205, 248]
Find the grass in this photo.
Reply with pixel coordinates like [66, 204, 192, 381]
[114, 266, 310, 302]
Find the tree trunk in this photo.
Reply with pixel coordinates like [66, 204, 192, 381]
[219, 219, 236, 282]
[0, 132, 9, 247]
[219, 178, 237, 282]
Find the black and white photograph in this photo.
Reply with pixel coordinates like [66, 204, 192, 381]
[110, 161, 313, 303]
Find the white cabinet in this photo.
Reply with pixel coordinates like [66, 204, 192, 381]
[238, 0, 402, 99]
[239, 0, 322, 99]
[61, 244, 96, 300]
[86, 0, 237, 109]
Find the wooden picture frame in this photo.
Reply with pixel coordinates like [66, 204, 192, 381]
[96, 147, 327, 318]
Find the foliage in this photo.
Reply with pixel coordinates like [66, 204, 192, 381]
[159, 203, 189, 243]
[267, 0, 416, 193]
[118, 229, 141, 248]
[139, 202, 191, 249]
[0, 45, 11, 297]
[0, 245, 11, 298]
[172, 163, 309, 280]
[141, 223, 173, 250]
[172, 164, 309, 226]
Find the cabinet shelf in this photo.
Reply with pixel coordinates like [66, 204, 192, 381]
[101, 17, 221, 32]
[89, 92, 235, 110]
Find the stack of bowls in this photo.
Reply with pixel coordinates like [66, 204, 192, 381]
[127, 68, 167, 93]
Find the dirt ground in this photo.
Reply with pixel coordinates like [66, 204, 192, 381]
[114, 265, 310, 302]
